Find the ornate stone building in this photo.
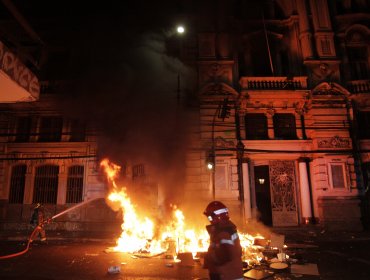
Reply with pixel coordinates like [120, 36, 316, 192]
[178, 0, 370, 230]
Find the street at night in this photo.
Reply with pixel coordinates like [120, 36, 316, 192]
[1, 1, 370, 280]
[1, 228, 370, 280]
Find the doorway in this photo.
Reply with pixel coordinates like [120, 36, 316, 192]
[254, 165, 272, 226]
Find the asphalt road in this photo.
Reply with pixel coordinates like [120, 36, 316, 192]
[1, 230, 370, 280]
[0, 241, 209, 280]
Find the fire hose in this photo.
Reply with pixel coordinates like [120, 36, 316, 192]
[0, 198, 100, 260]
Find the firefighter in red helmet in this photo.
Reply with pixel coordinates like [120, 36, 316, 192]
[29, 203, 49, 244]
[203, 201, 243, 280]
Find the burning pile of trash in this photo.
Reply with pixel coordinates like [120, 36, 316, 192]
[101, 159, 319, 278]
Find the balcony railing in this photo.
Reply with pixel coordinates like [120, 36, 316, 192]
[239, 76, 308, 90]
[346, 80, 370, 94]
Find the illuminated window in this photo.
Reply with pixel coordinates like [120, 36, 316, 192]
[15, 117, 31, 142]
[66, 166, 84, 203]
[245, 114, 268, 140]
[329, 163, 347, 189]
[273, 113, 297, 140]
[33, 165, 59, 204]
[38, 117, 63, 142]
[8, 165, 27, 203]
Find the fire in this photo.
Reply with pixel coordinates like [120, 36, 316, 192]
[101, 158, 265, 264]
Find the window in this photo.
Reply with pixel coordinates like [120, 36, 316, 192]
[66, 166, 84, 203]
[38, 117, 63, 142]
[15, 117, 31, 142]
[347, 46, 369, 80]
[8, 165, 27, 203]
[245, 114, 268, 140]
[133, 164, 145, 178]
[33, 165, 59, 204]
[329, 163, 347, 189]
[215, 165, 227, 190]
[70, 119, 86, 142]
[357, 111, 370, 139]
[273, 113, 297, 139]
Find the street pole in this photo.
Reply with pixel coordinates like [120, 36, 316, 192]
[235, 104, 246, 225]
[210, 103, 222, 200]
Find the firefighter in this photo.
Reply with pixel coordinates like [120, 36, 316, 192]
[29, 203, 49, 244]
[203, 201, 243, 280]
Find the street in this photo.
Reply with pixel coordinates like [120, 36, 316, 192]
[1, 229, 370, 280]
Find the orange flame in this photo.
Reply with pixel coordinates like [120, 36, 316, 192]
[101, 159, 266, 263]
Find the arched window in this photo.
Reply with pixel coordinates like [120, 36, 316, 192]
[33, 165, 59, 204]
[345, 28, 369, 81]
[66, 165, 84, 203]
[8, 165, 27, 203]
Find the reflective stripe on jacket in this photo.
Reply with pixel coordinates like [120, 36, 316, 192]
[205, 220, 243, 280]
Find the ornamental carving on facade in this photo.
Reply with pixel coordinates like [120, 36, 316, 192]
[312, 82, 350, 96]
[269, 161, 297, 212]
[317, 136, 351, 149]
[214, 136, 235, 148]
[199, 62, 233, 87]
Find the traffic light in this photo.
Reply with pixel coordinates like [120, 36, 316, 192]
[206, 151, 215, 170]
[218, 98, 231, 120]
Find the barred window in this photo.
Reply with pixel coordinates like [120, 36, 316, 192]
[133, 164, 145, 178]
[66, 165, 84, 203]
[273, 113, 297, 140]
[8, 165, 27, 203]
[38, 117, 63, 142]
[33, 165, 59, 204]
[15, 117, 31, 142]
[245, 113, 268, 140]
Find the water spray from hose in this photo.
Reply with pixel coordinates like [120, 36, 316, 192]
[0, 197, 101, 260]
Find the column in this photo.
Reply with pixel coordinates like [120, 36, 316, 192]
[296, 0, 314, 59]
[309, 0, 336, 58]
[266, 112, 274, 139]
[242, 162, 252, 220]
[23, 167, 34, 204]
[57, 163, 67, 205]
[298, 160, 312, 224]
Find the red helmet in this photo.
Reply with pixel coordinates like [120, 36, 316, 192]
[203, 201, 229, 224]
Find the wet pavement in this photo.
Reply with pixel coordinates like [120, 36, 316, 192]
[0, 228, 370, 280]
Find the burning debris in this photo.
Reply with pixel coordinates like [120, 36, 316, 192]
[100, 159, 319, 278]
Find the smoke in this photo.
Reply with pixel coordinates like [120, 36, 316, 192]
[58, 14, 196, 212]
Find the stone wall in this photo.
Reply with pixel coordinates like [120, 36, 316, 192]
[317, 196, 363, 231]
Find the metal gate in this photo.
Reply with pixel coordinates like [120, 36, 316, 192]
[269, 160, 298, 226]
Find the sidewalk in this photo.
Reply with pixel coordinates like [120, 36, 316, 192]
[0, 229, 119, 243]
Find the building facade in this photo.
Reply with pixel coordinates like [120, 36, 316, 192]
[0, 0, 369, 235]
[179, 0, 370, 230]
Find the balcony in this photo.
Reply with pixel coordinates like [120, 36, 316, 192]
[239, 76, 308, 90]
[346, 80, 370, 94]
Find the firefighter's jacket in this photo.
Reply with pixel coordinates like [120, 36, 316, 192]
[30, 208, 45, 227]
[204, 220, 243, 280]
